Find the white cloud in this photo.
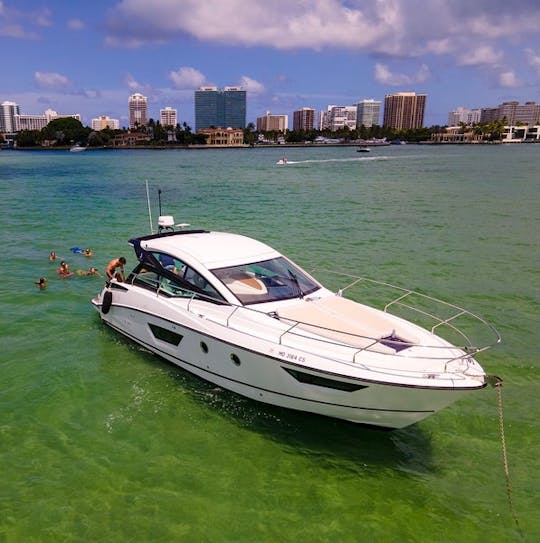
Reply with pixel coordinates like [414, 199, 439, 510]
[498, 70, 521, 88]
[67, 18, 85, 30]
[125, 74, 143, 91]
[169, 67, 207, 89]
[103, 0, 540, 59]
[34, 71, 71, 89]
[374, 63, 431, 86]
[238, 76, 265, 95]
[104, 1, 399, 54]
[457, 45, 503, 67]
[525, 48, 540, 76]
[0, 2, 50, 38]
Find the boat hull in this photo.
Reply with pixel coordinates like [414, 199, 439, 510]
[92, 286, 484, 429]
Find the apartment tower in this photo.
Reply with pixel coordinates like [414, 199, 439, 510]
[194, 87, 246, 131]
[293, 107, 316, 131]
[383, 92, 426, 130]
[0, 101, 20, 133]
[128, 93, 148, 129]
[256, 112, 288, 132]
[356, 99, 381, 128]
[160, 107, 177, 127]
[91, 115, 120, 131]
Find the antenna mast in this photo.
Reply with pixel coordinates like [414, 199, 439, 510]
[146, 180, 154, 234]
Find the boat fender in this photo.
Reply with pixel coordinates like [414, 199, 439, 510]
[101, 290, 113, 314]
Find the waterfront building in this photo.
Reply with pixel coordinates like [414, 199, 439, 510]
[1, 101, 20, 133]
[112, 132, 151, 147]
[432, 124, 540, 143]
[356, 99, 381, 128]
[448, 107, 481, 126]
[128, 93, 148, 129]
[15, 113, 49, 132]
[91, 115, 120, 131]
[383, 92, 426, 130]
[160, 107, 177, 127]
[256, 112, 288, 132]
[198, 127, 244, 146]
[319, 105, 357, 131]
[502, 125, 540, 141]
[14, 108, 81, 132]
[293, 107, 316, 131]
[480, 101, 540, 126]
[194, 87, 246, 131]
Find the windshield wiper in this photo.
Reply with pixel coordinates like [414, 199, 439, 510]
[288, 269, 304, 299]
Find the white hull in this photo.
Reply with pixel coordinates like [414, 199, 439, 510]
[92, 283, 486, 429]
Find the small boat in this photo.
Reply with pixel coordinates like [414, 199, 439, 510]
[69, 144, 86, 152]
[276, 158, 288, 165]
[357, 147, 370, 153]
[92, 217, 500, 429]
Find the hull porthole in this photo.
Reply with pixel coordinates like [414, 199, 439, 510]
[101, 290, 113, 314]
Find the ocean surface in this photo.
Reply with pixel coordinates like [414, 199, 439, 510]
[1, 144, 538, 542]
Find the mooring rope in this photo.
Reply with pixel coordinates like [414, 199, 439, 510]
[489, 376, 522, 536]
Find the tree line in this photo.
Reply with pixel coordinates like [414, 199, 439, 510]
[9, 117, 510, 148]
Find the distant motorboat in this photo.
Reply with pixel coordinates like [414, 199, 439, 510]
[70, 144, 86, 152]
[276, 158, 288, 165]
[357, 147, 370, 153]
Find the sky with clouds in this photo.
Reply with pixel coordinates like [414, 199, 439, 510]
[2, 0, 540, 128]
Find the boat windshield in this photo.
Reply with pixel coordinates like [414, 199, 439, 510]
[211, 257, 320, 305]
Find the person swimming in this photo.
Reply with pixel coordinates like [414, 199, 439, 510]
[75, 267, 102, 277]
[58, 261, 72, 276]
[34, 277, 47, 289]
[49, 251, 56, 261]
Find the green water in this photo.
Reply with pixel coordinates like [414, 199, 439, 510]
[1, 145, 538, 542]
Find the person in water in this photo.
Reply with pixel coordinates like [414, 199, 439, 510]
[83, 248, 93, 257]
[75, 267, 102, 277]
[34, 277, 47, 289]
[106, 257, 126, 281]
[58, 261, 70, 276]
[49, 251, 56, 261]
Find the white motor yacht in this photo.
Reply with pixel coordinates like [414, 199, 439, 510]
[92, 218, 500, 429]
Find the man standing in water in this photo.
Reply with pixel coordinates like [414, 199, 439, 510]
[106, 257, 126, 281]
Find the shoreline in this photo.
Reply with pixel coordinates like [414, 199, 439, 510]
[6, 140, 539, 151]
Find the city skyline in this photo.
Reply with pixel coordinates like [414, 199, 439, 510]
[2, 1, 540, 128]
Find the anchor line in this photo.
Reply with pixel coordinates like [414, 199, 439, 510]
[493, 379, 521, 535]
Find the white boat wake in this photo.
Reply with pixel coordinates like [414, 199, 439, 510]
[275, 156, 418, 165]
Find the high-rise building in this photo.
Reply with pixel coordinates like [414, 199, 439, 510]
[448, 107, 481, 126]
[256, 111, 288, 132]
[128, 93, 148, 128]
[319, 105, 357, 131]
[91, 115, 120, 131]
[480, 101, 540, 125]
[160, 107, 177, 127]
[194, 87, 246, 131]
[383, 92, 426, 130]
[222, 87, 246, 129]
[0, 101, 20, 133]
[293, 107, 316, 131]
[356, 99, 381, 128]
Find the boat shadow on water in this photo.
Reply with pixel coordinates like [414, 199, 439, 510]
[103, 326, 435, 476]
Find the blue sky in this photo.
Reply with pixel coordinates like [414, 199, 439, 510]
[2, 0, 540, 128]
